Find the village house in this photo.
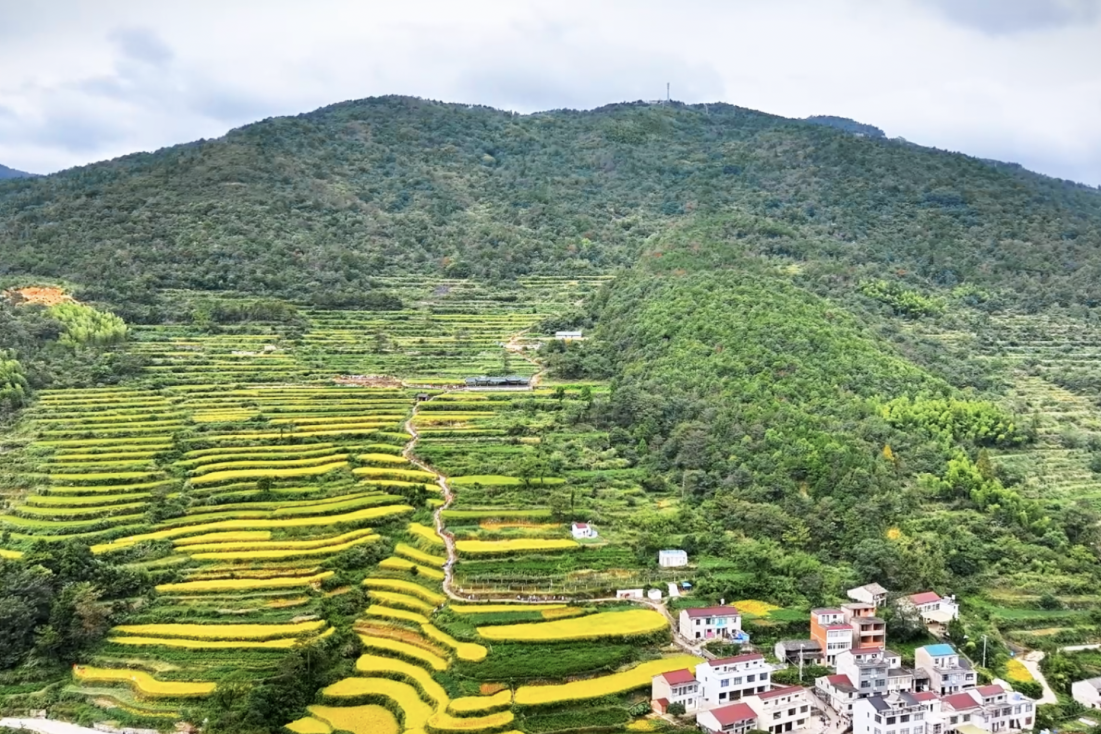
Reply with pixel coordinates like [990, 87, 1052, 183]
[940, 685, 1034, 733]
[696, 701, 759, 734]
[775, 639, 823, 666]
[835, 648, 906, 699]
[696, 652, 776, 708]
[742, 685, 813, 734]
[811, 608, 854, 664]
[651, 668, 700, 714]
[1072, 676, 1101, 709]
[915, 644, 976, 696]
[848, 583, 890, 608]
[554, 330, 583, 340]
[853, 691, 941, 734]
[570, 522, 596, 539]
[659, 549, 689, 567]
[844, 603, 888, 648]
[907, 591, 960, 631]
[679, 604, 743, 641]
[816, 673, 861, 715]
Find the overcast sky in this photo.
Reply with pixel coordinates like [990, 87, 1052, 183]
[1, 0, 1099, 184]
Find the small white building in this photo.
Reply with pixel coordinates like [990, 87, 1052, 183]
[555, 330, 583, 340]
[742, 685, 812, 734]
[679, 605, 742, 642]
[696, 653, 776, 708]
[854, 692, 940, 734]
[697, 701, 758, 734]
[648, 588, 663, 601]
[652, 668, 700, 714]
[908, 591, 960, 628]
[1072, 676, 1101, 709]
[848, 582, 890, 608]
[659, 549, 689, 568]
[616, 589, 644, 600]
[916, 644, 976, 696]
[571, 522, 596, 539]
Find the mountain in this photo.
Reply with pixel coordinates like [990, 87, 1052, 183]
[0, 163, 36, 179]
[0, 96, 1099, 311]
[804, 114, 886, 138]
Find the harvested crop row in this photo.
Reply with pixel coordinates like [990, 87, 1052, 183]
[448, 689, 512, 714]
[107, 630, 332, 649]
[394, 542, 446, 566]
[476, 608, 667, 642]
[358, 634, 448, 672]
[365, 604, 429, 626]
[454, 538, 577, 554]
[408, 522, 445, 546]
[514, 654, 703, 705]
[112, 620, 326, 640]
[368, 590, 436, 615]
[379, 557, 445, 580]
[156, 571, 334, 594]
[355, 653, 448, 703]
[427, 709, 514, 732]
[189, 454, 348, 476]
[182, 528, 376, 552]
[320, 678, 433, 733]
[307, 704, 398, 734]
[190, 533, 380, 561]
[190, 461, 349, 486]
[73, 666, 215, 698]
[421, 624, 487, 662]
[362, 578, 445, 605]
[449, 604, 566, 614]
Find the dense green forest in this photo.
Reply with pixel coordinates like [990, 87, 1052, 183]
[1, 96, 1100, 310]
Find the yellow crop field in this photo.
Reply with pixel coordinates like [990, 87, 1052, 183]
[542, 607, 586, 620]
[181, 528, 376, 553]
[395, 542, 446, 566]
[478, 608, 667, 642]
[353, 467, 436, 480]
[427, 710, 515, 732]
[1006, 658, 1034, 682]
[365, 604, 429, 626]
[108, 628, 333, 649]
[189, 533, 380, 561]
[421, 624, 487, 662]
[368, 590, 435, 614]
[190, 461, 348, 485]
[362, 578, 445, 605]
[357, 453, 411, 464]
[174, 531, 272, 545]
[626, 720, 659, 731]
[355, 653, 448, 704]
[113, 620, 326, 640]
[156, 571, 333, 593]
[449, 604, 566, 614]
[455, 538, 578, 554]
[515, 655, 703, 705]
[285, 716, 332, 734]
[73, 666, 215, 698]
[95, 504, 413, 552]
[733, 599, 781, 616]
[408, 522, 445, 545]
[448, 690, 512, 713]
[319, 678, 433, 733]
[0, 548, 23, 559]
[359, 635, 449, 672]
[307, 704, 398, 734]
[379, 556, 445, 580]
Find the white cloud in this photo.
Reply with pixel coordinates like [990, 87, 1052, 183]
[0, 0, 1098, 184]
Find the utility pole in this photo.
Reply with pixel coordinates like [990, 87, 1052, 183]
[982, 635, 988, 668]
[666, 82, 670, 103]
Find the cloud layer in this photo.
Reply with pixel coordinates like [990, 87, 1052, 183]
[0, 0, 1098, 185]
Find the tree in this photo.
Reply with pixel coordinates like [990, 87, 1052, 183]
[666, 702, 686, 716]
[884, 595, 926, 642]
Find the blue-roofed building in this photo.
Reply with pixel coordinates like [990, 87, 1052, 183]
[916, 643, 977, 695]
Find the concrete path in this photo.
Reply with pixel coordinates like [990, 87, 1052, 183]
[1062, 644, 1101, 653]
[0, 718, 105, 734]
[1021, 650, 1059, 705]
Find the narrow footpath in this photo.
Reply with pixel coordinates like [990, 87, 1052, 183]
[1020, 650, 1059, 705]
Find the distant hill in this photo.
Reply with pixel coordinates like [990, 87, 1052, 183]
[0, 163, 36, 180]
[0, 96, 1100, 309]
[803, 115, 886, 138]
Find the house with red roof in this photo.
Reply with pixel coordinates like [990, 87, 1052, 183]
[679, 604, 742, 641]
[741, 685, 813, 733]
[906, 591, 960, 630]
[815, 672, 860, 715]
[570, 522, 596, 539]
[696, 701, 759, 734]
[651, 667, 700, 713]
[696, 652, 777, 708]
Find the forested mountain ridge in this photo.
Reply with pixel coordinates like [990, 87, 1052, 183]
[0, 163, 36, 179]
[1, 96, 1100, 309]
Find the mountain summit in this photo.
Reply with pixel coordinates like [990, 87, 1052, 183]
[0, 163, 37, 179]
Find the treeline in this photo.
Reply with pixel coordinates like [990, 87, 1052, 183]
[1, 96, 1100, 308]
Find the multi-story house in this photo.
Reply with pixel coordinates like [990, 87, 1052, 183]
[844, 603, 888, 648]
[697, 653, 775, 707]
[811, 608, 854, 664]
[941, 685, 1035, 733]
[816, 673, 860, 715]
[915, 644, 976, 696]
[680, 605, 742, 641]
[907, 592, 960, 632]
[696, 701, 759, 734]
[848, 583, 890, 608]
[651, 668, 700, 713]
[743, 686, 813, 734]
[835, 648, 903, 698]
[853, 692, 941, 734]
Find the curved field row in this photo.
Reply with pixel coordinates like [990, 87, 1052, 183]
[362, 578, 445, 605]
[514, 654, 703, 705]
[189, 454, 349, 476]
[447, 690, 512, 714]
[305, 705, 399, 734]
[394, 543, 446, 566]
[181, 528, 376, 553]
[449, 603, 566, 614]
[94, 504, 413, 552]
[190, 461, 349, 486]
[174, 530, 272, 546]
[477, 608, 667, 642]
[354, 653, 448, 703]
[365, 604, 430, 626]
[0, 548, 24, 559]
[420, 624, 487, 662]
[379, 557, 446, 580]
[189, 533, 380, 561]
[454, 538, 577, 554]
[357, 453, 411, 464]
[184, 443, 338, 459]
[353, 467, 436, 480]
[156, 571, 334, 594]
[320, 677, 433, 733]
[408, 522, 445, 546]
[427, 709, 514, 733]
[367, 591, 436, 615]
[73, 666, 215, 698]
[112, 620, 326, 640]
[354, 625, 448, 659]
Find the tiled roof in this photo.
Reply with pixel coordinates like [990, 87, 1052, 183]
[908, 691, 939, 702]
[977, 684, 1005, 697]
[826, 624, 853, 631]
[707, 653, 764, 666]
[942, 692, 980, 710]
[812, 608, 844, 615]
[684, 605, 740, 618]
[910, 591, 942, 606]
[825, 674, 855, 688]
[660, 668, 697, 685]
[755, 685, 806, 701]
[710, 702, 758, 726]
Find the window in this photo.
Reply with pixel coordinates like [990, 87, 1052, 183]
[861, 681, 871, 689]
[801, 706, 809, 713]
[901, 715, 910, 723]
[721, 680, 730, 689]
[963, 715, 970, 722]
[900, 728, 909, 734]
[773, 712, 781, 720]
[732, 677, 743, 685]
[886, 717, 896, 725]
[695, 620, 700, 625]
[875, 716, 882, 724]
[915, 713, 924, 721]
[747, 675, 756, 683]
[914, 726, 924, 734]
[761, 672, 769, 681]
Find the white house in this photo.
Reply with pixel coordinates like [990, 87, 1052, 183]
[941, 685, 1035, 732]
[854, 692, 941, 734]
[848, 583, 890, 608]
[742, 685, 813, 734]
[616, 589, 644, 600]
[835, 648, 905, 699]
[571, 522, 596, 539]
[916, 644, 976, 696]
[696, 653, 776, 708]
[816, 673, 860, 715]
[908, 591, 960, 627]
[679, 605, 742, 641]
[555, 330, 583, 340]
[697, 701, 759, 734]
[1072, 677, 1101, 709]
[652, 668, 700, 713]
[648, 588, 663, 601]
[659, 549, 689, 568]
